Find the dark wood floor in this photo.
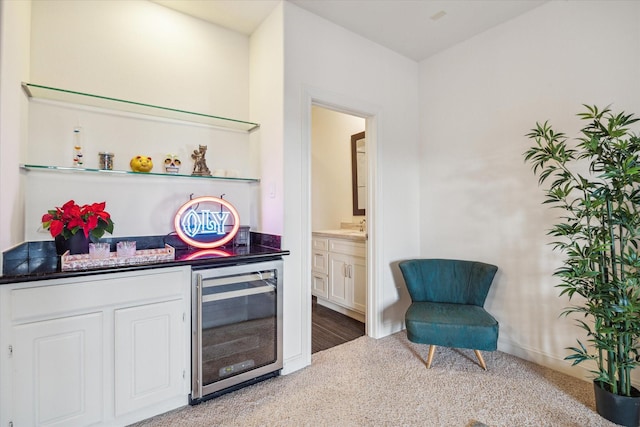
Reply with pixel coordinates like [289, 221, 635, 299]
[312, 297, 365, 354]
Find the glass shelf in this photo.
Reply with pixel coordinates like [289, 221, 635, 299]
[22, 82, 260, 132]
[21, 164, 260, 183]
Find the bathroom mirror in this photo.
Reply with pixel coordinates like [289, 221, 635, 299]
[351, 131, 366, 216]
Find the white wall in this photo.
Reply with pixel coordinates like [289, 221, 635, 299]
[311, 106, 365, 231]
[282, 2, 420, 372]
[419, 0, 640, 379]
[23, 0, 257, 239]
[30, 0, 249, 118]
[249, 2, 284, 235]
[0, 0, 30, 264]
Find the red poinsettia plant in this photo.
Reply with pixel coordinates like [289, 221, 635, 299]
[42, 200, 114, 240]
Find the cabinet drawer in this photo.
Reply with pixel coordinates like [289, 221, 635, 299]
[329, 239, 366, 257]
[312, 251, 329, 274]
[11, 267, 189, 323]
[311, 273, 328, 299]
[312, 237, 329, 251]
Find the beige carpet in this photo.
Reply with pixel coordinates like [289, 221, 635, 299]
[132, 332, 617, 427]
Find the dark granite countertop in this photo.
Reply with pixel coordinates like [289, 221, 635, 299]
[1, 233, 289, 285]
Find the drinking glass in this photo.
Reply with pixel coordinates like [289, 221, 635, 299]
[89, 243, 110, 259]
[117, 241, 136, 258]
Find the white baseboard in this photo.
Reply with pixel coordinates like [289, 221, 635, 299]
[499, 338, 640, 389]
[282, 352, 310, 375]
[374, 319, 403, 339]
[498, 338, 593, 382]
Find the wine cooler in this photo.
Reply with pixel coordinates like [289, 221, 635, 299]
[190, 259, 283, 404]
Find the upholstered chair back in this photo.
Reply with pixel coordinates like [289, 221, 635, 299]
[399, 259, 498, 307]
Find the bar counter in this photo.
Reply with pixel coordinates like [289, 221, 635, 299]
[1, 233, 289, 284]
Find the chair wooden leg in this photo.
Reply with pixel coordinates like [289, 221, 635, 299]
[426, 345, 436, 368]
[474, 350, 487, 370]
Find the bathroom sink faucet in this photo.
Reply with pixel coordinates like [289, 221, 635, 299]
[359, 218, 366, 232]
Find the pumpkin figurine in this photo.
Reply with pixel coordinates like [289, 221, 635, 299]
[130, 155, 153, 172]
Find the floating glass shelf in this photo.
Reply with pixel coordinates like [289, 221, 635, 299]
[21, 164, 260, 183]
[22, 82, 260, 132]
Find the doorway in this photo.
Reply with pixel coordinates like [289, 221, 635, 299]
[312, 296, 365, 353]
[310, 105, 367, 353]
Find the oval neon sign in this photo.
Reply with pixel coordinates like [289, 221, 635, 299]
[173, 196, 240, 249]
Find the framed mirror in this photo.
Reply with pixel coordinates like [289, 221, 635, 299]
[351, 131, 366, 216]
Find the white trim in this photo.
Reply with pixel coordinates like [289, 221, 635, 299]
[281, 354, 310, 375]
[300, 89, 314, 367]
[498, 338, 592, 382]
[499, 337, 640, 389]
[364, 111, 382, 339]
[301, 85, 382, 346]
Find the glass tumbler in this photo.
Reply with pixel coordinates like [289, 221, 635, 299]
[117, 241, 136, 258]
[89, 243, 110, 259]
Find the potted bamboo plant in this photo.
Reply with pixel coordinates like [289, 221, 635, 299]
[525, 105, 640, 427]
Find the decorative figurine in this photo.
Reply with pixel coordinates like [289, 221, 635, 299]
[164, 154, 181, 174]
[191, 145, 211, 176]
[130, 155, 154, 172]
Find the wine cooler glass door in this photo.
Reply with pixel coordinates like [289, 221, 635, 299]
[191, 260, 283, 402]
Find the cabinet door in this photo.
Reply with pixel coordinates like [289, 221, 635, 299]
[351, 256, 367, 314]
[329, 253, 350, 307]
[312, 272, 329, 298]
[114, 299, 184, 416]
[12, 313, 103, 427]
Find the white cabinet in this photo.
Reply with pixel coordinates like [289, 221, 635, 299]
[0, 266, 191, 427]
[329, 252, 366, 314]
[312, 234, 366, 321]
[12, 313, 104, 427]
[311, 237, 329, 299]
[328, 253, 350, 306]
[114, 299, 185, 416]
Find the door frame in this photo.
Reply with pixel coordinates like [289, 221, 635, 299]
[301, 87, 381, 352]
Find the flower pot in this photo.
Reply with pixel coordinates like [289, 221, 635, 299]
[594, 381, 640, 427]
[55, 232, 90, 255]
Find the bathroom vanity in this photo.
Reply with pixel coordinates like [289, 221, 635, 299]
[311, 230, 366, 322]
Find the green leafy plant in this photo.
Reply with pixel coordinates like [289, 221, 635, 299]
[525, 105, 640, 397]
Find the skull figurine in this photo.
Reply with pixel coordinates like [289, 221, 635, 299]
[164, 154, 181, 174]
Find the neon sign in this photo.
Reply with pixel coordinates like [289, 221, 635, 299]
[181, 210, 229, 237]
[174, 196, 240, 249]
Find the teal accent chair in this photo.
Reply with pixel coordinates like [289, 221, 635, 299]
[398, 259, 499, 370]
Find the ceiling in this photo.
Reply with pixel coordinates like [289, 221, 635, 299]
[152, 0, 547, 61]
